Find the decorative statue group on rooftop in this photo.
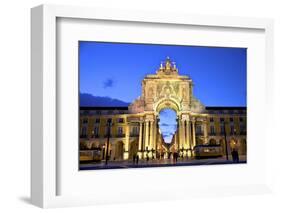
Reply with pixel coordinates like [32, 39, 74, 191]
[158, 56, 178, 75]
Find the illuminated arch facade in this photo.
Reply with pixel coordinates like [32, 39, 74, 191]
[80, 57, 247, 160]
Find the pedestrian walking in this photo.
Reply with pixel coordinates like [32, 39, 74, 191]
[173, 152, 178, 163]
[133, 154, 136, 164]
[231, 149, 236, 162]
[234, 150, 239, 162]
[231, 148, 239, 163]
[136, 154, 139, 164]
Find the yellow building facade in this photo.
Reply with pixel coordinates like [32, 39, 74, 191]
[80, 58, 246, 161]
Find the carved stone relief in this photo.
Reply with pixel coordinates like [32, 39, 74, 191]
[128, 58, 205, 114]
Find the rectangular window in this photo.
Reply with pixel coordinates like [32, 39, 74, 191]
[81, 126, 87, 137]
[210, 126, 215, 135]
[130, 126, 139, 136]
[240, 124, 246, 134]
[82, 111, 89, 116]
[229, 117, 234, 122]
[82, 118, 88, 124]
[117, 127, 123, 135]
[196, 125, 202, 134]
[210, 117, 214, 122]
[132, 126, 138, 135]
[239, 117, 244, 122]
[230, 125, 234, 135]
[93, 126, 99, 136]
[220, 125, 225, 134]
[220, 117, 225, 122]
[117, 118, 124, 123]
[95, 118, 100, 123]
[105, 126, 111, 136]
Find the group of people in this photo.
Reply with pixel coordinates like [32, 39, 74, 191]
[132, 150, 240, 165]
[132, 153, 153, 164]
[132, 152, 181, 164]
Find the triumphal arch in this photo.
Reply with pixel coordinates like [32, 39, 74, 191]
[128, 57, 207, 159]
[80, 57, 247, 161]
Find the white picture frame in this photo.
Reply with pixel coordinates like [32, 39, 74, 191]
[31, 4, 274, 208]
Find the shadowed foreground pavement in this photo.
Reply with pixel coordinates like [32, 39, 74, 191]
[80, 156, 246, 170]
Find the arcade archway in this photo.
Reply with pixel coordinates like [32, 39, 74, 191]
[158, 108, 178, 144]
[129, 140, 138, 159]
[114, 141, 124, 160]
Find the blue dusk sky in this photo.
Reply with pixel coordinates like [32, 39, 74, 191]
[79, 41, 246, 107]
[158, 109, 178, 143]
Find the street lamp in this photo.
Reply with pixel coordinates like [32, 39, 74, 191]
[105, 119, 113, 165]
[223, 121, 229, 160]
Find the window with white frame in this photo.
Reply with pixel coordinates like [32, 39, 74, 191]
[93, 126, 99, 137]
[81, 126, 87, 137]
[210, 125, 215, 135]
[117, 127, 123, 136]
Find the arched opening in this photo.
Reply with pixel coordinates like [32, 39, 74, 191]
[114, 141, 124, 160]
[129, 140, 138, 159]
[158, 108, 178, 144]
[209, 138, 217, 145]
[196, 137, 204, 145]
[155, 98, 180, 113]
[219, 139, 225, 154]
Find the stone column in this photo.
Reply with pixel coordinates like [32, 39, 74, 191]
[185, 117, 191, 151]
[192, 119, 196, 147]
[145, 120, 149, 151]
[203, 120, 208, 144]
[149, 120, 153, 157]
[138, 122, 143, 156]
[177, 118, 181, 152]
[181, 119, 186, 150]
[149, 121, 153, 147]
[189, 120, 193, 156]
[124, 125, 130, 160]
[153, 118, 157, 158]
